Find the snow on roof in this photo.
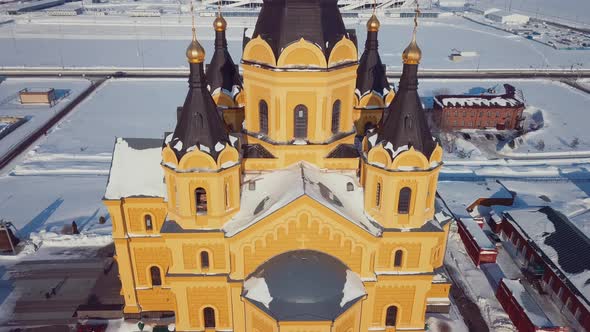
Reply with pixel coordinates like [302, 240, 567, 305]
[501, 279, 554, 328]
[503, 207, 590, 307]
[434, 95, 522, 108]
[460, 218, 496, 250]
[340, 270, 366, 307]
[243, 276, 272, 309]
[223, 162, 382, 237]
[104, 137, 166, 200]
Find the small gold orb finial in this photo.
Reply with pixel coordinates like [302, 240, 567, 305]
[402, 34, 421, 64]
[186, 31, 206, 63]
[402, 5, 422, 64]
[367, 14, 380, 32]
[213, 14, 227, 32]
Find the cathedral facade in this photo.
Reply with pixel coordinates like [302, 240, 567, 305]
[103, 0, 452, 331]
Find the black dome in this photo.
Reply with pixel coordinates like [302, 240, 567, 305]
[242, 250, 365, 321]
[251, 0, 348, 62]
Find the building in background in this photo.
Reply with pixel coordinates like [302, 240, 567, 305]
[432, 84, 525, 131]
[19, 88, 57, 106]
[103, 1, 452, 331]
[485, 10, 530, 25]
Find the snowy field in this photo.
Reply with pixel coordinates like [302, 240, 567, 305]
[0, 15, 588, 70]
[12, 78, 182, 176]
[0, 77, 91, 161]
[471, 0, 590, 27]
[416, 79, 590, 158]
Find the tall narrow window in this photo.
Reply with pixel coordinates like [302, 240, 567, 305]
[225, 183, 230, 209]
[331, 100, 341, 134]
[144, 215, 153, 231]
[150, 266, 162, 286]
[385, 306, 398, 326]
[201, 251, 210, 269]
[259, 100, 268, 134]
[398, 187, 411, 214]
[294, 104, 308, 139]
[404, 115, 412, 129]
[376, 182, 382, 207]
[195, 188, 207, 214]
[203, 307, 216, 328]
[394, 250, 403, 267]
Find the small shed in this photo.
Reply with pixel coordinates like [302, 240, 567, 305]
[19, 88, 56, 105]
[496, 279, 567, 332]
[457, 218, 497, 266]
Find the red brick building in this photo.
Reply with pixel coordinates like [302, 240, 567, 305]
[500, 207, 590, 331]
[433, 84, 525, 131]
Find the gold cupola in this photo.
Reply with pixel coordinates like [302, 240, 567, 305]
[402, 10, 422, 65]
[367, 14, 380, 32]
[213, 13, 227, 32]
[186, 28, 206, 64]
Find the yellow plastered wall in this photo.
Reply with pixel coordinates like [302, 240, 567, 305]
[162, 158, 241, 230]
[363, 163, 441, 229]
[367, 276, 432, 330]
[222, 107, 245, 133]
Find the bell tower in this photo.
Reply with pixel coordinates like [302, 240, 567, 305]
[161, 22, 241, 230]
[361, 14, 443, 229]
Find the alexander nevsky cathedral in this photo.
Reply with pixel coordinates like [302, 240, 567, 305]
[103, 0, 453, 330]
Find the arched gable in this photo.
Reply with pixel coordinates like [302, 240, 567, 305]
[243, 36, 277, 67]
[178, 149, 218, 171]
[228, 196, 377, 279]
[367, 145, 392, 168]
[328, 37, 357, 67]
[217, 145, 239, 169]
[277, 38, 327, 68]
[358, 92, 386, 109]
[162, 146, 179, 166]
[390, 148, 429, 170]
[429, 144, 443, 165]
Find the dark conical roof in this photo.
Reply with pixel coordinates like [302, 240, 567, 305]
[356, 30, 391, 98]
[206, 24, 242, 94]
[372, 63, 435, 158]
[252, 0, 348, 61]
[168, 62, 231, 160]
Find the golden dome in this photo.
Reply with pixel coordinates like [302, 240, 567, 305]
[213, 14, 227, 32]
[367, 14, 380, 32]
[186, 32, 206, 63]
[402, 31, 421, 65]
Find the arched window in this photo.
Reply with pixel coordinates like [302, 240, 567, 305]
[385, 306, 398, 326]
[196, 113, 204, 128]
[144, 215, 153, 231]
[150, 266, 162, 286]
[394, 250, 403, 267]
[398, 187, 411, 214]
[259, 100, 268, 134]
[331, 100, 341, 134]
[294, 104, 308, 139]
[195, 188, 207, 214]
[376, 182, 382, 207]
[200, 251, 210, 269]
[203, 307, 216, 328]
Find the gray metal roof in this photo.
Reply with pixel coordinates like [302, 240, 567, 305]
[242, 250, 364, 321]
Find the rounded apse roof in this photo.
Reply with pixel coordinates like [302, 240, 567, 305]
[242, 250, 366, 321]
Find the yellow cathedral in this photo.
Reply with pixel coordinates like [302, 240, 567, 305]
[103, 1, 452, 331]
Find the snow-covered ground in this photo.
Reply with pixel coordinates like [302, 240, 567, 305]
[0, 77, 90, 161]
[0, 15, 588, 70]
[470, 0, 590, 27]
[417, 79, 590, 158]
[12, 78, 182, 176]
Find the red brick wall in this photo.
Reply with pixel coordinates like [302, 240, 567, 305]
[433, 105, 524, 131]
